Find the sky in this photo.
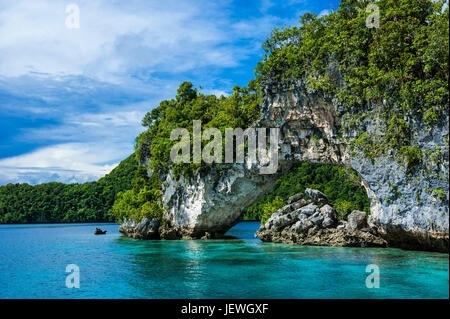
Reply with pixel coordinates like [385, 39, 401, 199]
[0, 0, 339, 185]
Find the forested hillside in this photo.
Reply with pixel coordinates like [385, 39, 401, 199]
[0, 154, 138, 223]
[257, 0, 448, 173]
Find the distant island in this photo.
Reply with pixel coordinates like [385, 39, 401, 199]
[0, 154, 138, 223]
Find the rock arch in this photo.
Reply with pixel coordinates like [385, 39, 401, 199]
[140, 83, 449, 252]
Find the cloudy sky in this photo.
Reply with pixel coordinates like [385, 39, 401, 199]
[0, 0, 339, 185]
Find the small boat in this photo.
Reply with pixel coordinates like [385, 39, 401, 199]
[94, 228, 107, 235]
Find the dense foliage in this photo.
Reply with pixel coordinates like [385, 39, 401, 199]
[112, 81, 262, 222]
[256, 0, 448, 176]
[243, 162, 370, 223]
[0, 154, 138, 223]
[136, 81, 261, 174]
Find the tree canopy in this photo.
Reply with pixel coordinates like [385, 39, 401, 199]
[256, 0, 448, 175]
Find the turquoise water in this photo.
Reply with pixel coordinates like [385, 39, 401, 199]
[0, 222, 448, 299]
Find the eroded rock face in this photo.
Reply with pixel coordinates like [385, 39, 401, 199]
[256, 190, 387, 248]
[159, 163, 289, 239]
[257, 82, 448, 252]
[120, 80, 448, 252]
[347, 211, 368, 231]
[119, 218, 160, 239]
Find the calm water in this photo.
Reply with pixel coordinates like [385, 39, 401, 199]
[0, 222, 448, 299]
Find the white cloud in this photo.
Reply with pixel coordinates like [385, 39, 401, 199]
[318, 9, 331, 17]
[0, 0, 301, 185]
[0, 0, 270, 81]
[202, 89, 230, 97]
[0, 143, 125, 185]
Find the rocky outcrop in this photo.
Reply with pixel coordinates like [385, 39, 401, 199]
[257, 81, 448, 252]
[119, 218, 160, 239]
[256, 189, 387, 248]
[119, 163, 288, 240]
[120, 80, 448, 252]
[347, 211, 368, 231]
[158, 163, 288, 239]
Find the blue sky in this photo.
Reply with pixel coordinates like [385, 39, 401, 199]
[0, 0, 339, 185]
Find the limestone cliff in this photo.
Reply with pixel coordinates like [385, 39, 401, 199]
[159, 163, 286, 239]
[119, 0, 449, 253]
[120, 80, 448, 252]
[257, 80, 448, 252]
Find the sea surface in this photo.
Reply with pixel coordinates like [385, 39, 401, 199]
[0, 222, 448, 299]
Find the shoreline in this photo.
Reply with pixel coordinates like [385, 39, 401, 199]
[1, 221, 448, 254]
[0, 221, 117, 225]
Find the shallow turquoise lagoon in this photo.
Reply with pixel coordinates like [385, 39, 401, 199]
[0, 222, 448, 298]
